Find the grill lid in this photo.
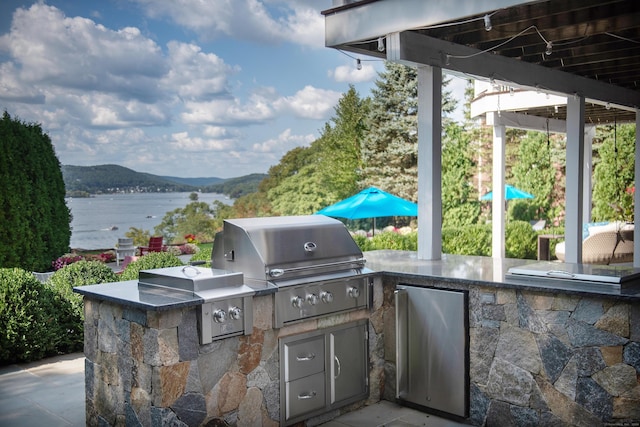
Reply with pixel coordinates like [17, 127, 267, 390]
[211, 215, 366, 286]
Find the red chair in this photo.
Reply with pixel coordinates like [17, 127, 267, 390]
[138, 236, 167, 255]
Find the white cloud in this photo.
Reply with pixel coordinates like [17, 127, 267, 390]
[0, 4, 166, 100]
[329, 63, 377, 83]
[170, 131, 235, 152]
[251, 128, 314, 153]
[273, 85, 341, 119]
[131, 0, 325, 48]
[181, 94, 277, 126]
[162, 41, 238, 101]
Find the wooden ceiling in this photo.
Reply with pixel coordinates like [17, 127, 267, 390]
[325, 0, 640, 124]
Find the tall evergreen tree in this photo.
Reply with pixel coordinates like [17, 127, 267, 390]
[592, 123, 635, 222]
[510, 131, 555, 222]
[441, 122, 479, 227]
[0, 112, 71, 271]
[360, 62, 456, 201]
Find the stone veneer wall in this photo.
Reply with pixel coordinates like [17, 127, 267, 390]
[380, 277, 640, 427]
[83, 278, 386, 426]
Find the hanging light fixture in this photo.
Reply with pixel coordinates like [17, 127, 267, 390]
[377, 37, 385, 52]
[356, 59, 362, 70]
[484, 14, 492, 31]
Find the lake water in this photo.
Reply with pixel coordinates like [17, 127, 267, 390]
[68, 192, 230, 250]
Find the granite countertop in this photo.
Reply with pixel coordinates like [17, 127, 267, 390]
[364, 250, 640, 300]
[75, 251, 640, 310]
[74, 279, 278, 311]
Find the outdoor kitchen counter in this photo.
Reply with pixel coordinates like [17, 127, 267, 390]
[364, 250, 640, 300]
[366, 249, 640, 426]
[74, 279, 278, 311]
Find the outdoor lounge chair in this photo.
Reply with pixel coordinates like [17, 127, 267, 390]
[555, 223, 634, 264]
[115, 238, 136, 266]
[138, 236, 167, 255]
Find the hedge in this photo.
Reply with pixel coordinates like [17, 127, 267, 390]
[0, 268, 77, 364]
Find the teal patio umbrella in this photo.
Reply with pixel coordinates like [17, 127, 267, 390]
[481, 184, 534, 201]
[316, 187, 417, 234]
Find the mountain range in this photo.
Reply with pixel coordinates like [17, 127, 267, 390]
[62, 164, 265, 198]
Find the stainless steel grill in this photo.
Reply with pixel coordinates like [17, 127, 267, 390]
[211, 215, 373, 328]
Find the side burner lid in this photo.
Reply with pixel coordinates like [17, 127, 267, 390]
[138, 266, 244, 294]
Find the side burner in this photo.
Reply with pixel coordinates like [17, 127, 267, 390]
[138, 266, 254, 343]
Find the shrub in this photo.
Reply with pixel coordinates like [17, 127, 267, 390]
[166, 245, 182, 256]
[48, 260, 118, 321]
[352, 231, 418, 252]
[505, 220, 538, 259]
[442, 224, 492, 256]
[52, 253, 84, 271]
[180, 243, 199, 255]
[189, 246, 212, 267]
[119, 252, 184, 281]
[0, 268, 76, 364]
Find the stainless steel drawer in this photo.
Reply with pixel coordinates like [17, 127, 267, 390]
[283, 335, 325, 382]
[285, 372, 326, 421]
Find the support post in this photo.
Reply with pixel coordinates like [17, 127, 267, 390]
[417, 65, 442, 260]
[490, 112, 506, 259]
[565, 95, 585, 264]
[635, 110, 640, 267]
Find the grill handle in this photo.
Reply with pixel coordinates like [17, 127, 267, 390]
[268, 258, 366, 277]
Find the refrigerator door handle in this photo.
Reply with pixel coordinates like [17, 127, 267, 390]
[395, 288, 408, 399]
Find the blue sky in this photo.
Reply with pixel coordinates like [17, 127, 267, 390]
[0, 0, 466, 178]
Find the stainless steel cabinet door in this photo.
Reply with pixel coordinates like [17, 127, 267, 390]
[396, 285, 468, 418]
[330, 322, 368, 405]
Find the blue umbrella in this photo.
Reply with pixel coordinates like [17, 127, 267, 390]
[316, 187, 417, 219]
[481, 184, 534, 201]
[316, 187, 417, 234]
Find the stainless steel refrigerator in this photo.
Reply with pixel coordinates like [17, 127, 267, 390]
[395, 285, 468, 418]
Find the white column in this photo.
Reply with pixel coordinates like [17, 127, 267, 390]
[417, 65, 442, 260]
[490, 112, 506, 259]
[565, 95, 585, 264]
[635, 110, 640, 267]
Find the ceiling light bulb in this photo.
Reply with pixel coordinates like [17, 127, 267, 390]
[545, 41, 553, 56]
[377, 37, 385, 52]
[484, 14, 492, 31]
[356, 59, 362, 70]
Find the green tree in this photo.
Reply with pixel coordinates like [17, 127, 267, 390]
[510, 131, 555, 222]
[442, 121, 479, 227]
[592, 123, 635, 221]
[154, 201, 217, 243]
[360, 62, 456, 201]
[0, 112, 71, 271]
[267, 87, 370, 215]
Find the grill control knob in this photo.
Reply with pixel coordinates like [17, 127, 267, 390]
[307, 293, 319, 305]
[291, 296, 304, 308]
[348, 287, 360, 299]
[229, 306, 242, 320]
[320, 291, 333, 303]
[213, 309, 227, 323]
